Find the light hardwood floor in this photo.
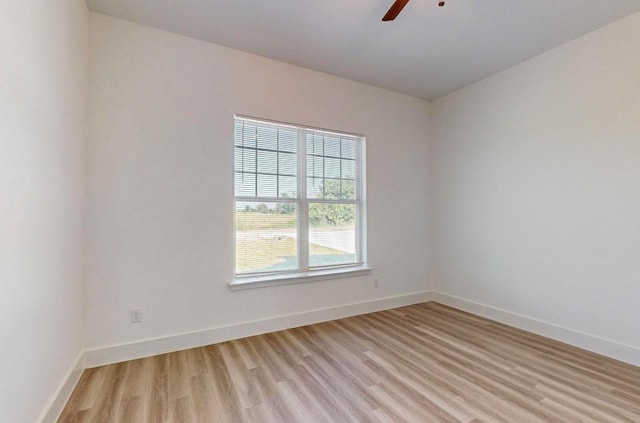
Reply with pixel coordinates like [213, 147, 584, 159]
[59, 302, 640, 422]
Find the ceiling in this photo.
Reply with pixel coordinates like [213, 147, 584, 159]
[86, 0, 640, 100]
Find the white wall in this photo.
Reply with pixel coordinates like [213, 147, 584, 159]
[432, 12, 640, 357]
[0, 1, 88, 421]
[85, 14, 432, 350]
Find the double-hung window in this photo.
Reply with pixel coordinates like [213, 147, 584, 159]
[233, 116, 366, 283]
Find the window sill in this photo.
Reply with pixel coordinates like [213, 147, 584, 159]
[229, 266, 372, 291]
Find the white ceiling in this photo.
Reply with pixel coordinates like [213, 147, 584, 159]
[86, 0, 640, 100]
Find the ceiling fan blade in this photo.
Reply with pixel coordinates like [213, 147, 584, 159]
[382, 0, 410, 21]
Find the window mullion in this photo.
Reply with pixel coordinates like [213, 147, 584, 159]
[355, 136, 363, 264]
[297, 129, 309, 271]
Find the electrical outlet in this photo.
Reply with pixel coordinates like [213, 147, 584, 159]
[374, 278, 379, 288]
[130, 308, 142, 324]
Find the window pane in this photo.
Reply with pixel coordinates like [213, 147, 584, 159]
[279, 130, 297, 152]
[279, 176, 297, 198]
[342, 159, 355, 179]
[307, 156, 323, 178]
[341, 139, 355, 159]
[324, 137, 341, 157]
[257, 126, 278, 150]
[341, 179, 356, 200]
[257, 150, 277, 173]
[323, 179, 342, 200]
[235, 172, 256, 197]
[234, 122, 244, 146]
[257, 174, 277, 197]
[324, 157, 341, 179]
[236, 201, 297, 274]
[279, 152, 296, 175]
[307, 134, 324, 155]
[308, 203, 357, 267]
[237, 124, 257, 148]
[307, 177, 323, 199]
[234, 147, 256, 173]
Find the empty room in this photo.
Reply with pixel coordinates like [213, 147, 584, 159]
[3, 0, 640, 422]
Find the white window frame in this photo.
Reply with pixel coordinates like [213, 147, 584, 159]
[231, 115, 369, 289]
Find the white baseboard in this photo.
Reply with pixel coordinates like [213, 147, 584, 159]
[432, 292, 640, 367]
[84, 291, 433, 368]
[38, 351, 84, 423]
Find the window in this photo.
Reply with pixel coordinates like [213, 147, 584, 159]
[233, 116, 366, 283]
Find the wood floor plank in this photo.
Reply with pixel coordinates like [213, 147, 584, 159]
[218, 342, 259, 410]
[117, 396, 142, 423]
[190, 373, 217, 422]
[58, 302, 640, 422]
[90, 362, 128, 422]
[147, 354, 169, 422]
[61, 366, 104, 414]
